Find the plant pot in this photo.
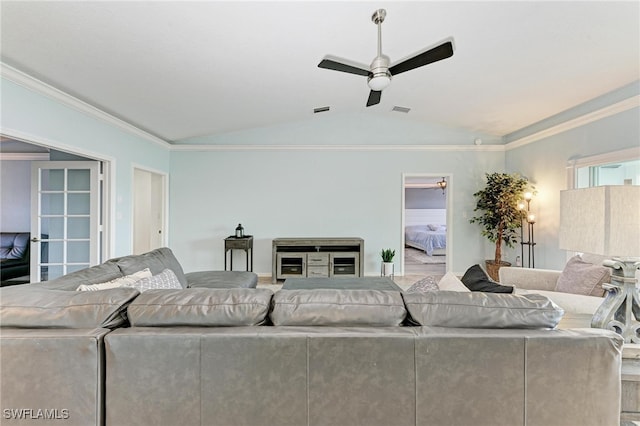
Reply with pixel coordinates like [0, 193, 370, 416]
[381, 261, 395, 277]
[485, 260, 511, 282]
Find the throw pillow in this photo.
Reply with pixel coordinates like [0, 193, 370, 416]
[555, 255, 609, 297]
[461, 264, 514, 293]
[405, 276, 439, 293]
[129, 268, 182, 292]
[402, 291, 564, 329]
[437, 272, 470, 292]
[76, 268, 152, 291]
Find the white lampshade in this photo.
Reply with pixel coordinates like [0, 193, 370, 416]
[559, 185, 640, 257]
[368, 74, 391, 91]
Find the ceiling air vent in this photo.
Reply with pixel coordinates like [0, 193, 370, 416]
[313, 106, 330, 114]
[392, 106, 411, 113]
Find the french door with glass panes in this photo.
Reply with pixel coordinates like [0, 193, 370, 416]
[30, 161, 100, 282]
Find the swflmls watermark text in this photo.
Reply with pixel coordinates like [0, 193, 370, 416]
[3, 408, 69, 420]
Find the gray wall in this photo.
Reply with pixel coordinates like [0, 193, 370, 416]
[0, 160, 31, 231]
[405, 188, 446, 209]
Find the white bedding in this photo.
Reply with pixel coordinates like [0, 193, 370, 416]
[405, 225, 446, 256]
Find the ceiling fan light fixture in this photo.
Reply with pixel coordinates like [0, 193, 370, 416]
[368, 73, 391, 91]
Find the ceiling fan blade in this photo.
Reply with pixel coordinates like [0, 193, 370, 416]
[366, 90, 382, 107]
[318, 56, 370, 77]
[389, 39, 454, 76]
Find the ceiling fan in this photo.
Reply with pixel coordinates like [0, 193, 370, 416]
[318, 9, 454, 107]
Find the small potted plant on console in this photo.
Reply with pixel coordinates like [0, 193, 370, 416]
[380, 248, 396, 278]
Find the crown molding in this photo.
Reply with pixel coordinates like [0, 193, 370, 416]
[170, 143, 505, 152]
[1, 63, 171, 149]
[505, 95, 640, 150]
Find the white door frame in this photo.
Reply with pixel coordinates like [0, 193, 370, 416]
[401, 173, 453, 276]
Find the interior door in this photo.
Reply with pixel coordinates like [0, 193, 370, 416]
[30, 161, 101, 282]
[133, 168, 166, 255]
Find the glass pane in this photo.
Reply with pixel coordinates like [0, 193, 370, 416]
[67, 264, 89, 274]
[41, 193, 64, 215]
[68, 169, 90, 191]
[45, 265, 64, 281]
[41, 217, 65, 239]
[68, 241, 90, 263]
[68, 217, 90, 239]
[42, 169, 64, 191]
[68, 193, 90, 215]
[47, 241, 64, 263]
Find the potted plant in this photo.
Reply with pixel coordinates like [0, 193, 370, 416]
[470, 172, 532, 281]
[380, 248, 395, 277]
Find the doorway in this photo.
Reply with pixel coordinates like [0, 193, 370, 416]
[132, 167, 167, 254]
[401, 174, 451, 277]
[1, 135, 111, 283]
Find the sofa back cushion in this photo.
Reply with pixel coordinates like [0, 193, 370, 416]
[127, 288, 273, 327]
[270, 289, 407, 326]
[110, 247, 187, 288]
[0, 232, 30, 260]
[42, 262, 124, 291]
[403, 291, 564, 329]
[0, 286, 139, 328]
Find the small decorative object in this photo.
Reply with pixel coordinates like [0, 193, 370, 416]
[235, 224, 244, 238]
[436, 177, 447, 194]
[470, 172, 532, 281]
[380, 248, 395, 278]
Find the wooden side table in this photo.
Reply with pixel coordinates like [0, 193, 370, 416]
[224, 236, 253, 272]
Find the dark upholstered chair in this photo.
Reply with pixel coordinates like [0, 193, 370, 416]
[1, 232, 30, 285]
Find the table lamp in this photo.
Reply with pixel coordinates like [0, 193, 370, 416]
[559, 185, 640, 343]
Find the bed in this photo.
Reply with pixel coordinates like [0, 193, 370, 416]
[404, 209, 447, 256]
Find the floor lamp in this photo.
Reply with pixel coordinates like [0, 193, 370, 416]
[518, 192, 536, 268]
[559, 185, 640, 343]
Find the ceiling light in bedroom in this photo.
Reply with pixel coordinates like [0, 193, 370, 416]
[437, 177, 447, 194]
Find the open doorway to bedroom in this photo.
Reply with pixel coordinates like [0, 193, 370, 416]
[402, 174, 450, 278]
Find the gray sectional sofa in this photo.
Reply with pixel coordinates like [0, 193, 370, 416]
[0, 248, 624, 426]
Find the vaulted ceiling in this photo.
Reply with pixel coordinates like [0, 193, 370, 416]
[1, 1, 638, 143]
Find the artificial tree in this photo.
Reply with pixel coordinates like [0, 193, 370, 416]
[470, 172, 532, 280]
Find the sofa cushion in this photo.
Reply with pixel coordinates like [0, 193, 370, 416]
[76, 268, 152, 291]
[461, 264, 514, 293]
[0, 285, 139, 328]
[270, 289, 407, 326]
[42, 262, 124, 291]
[402, 291, 564, 329]
[437, 272, 471, 292]
[515, 288, 603, 315]
[127, 288, 273, 327]
[186, 271, 258, 289]
[111, 247, 187, 288]
[129, 269, 182, 292]
[555, 255, 609, 297]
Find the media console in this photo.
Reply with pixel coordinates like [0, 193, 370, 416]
[272, 238, 364, 283]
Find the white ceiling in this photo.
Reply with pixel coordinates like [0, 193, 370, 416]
[1, 1, 638, 143]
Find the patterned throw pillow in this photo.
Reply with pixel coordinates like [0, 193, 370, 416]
[130, 268, 182, 292]
[76, 268, 152, 291]
[405, 276, 439, 293]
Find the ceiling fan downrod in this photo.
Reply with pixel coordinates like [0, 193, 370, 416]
[368, 9, 391, 91]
